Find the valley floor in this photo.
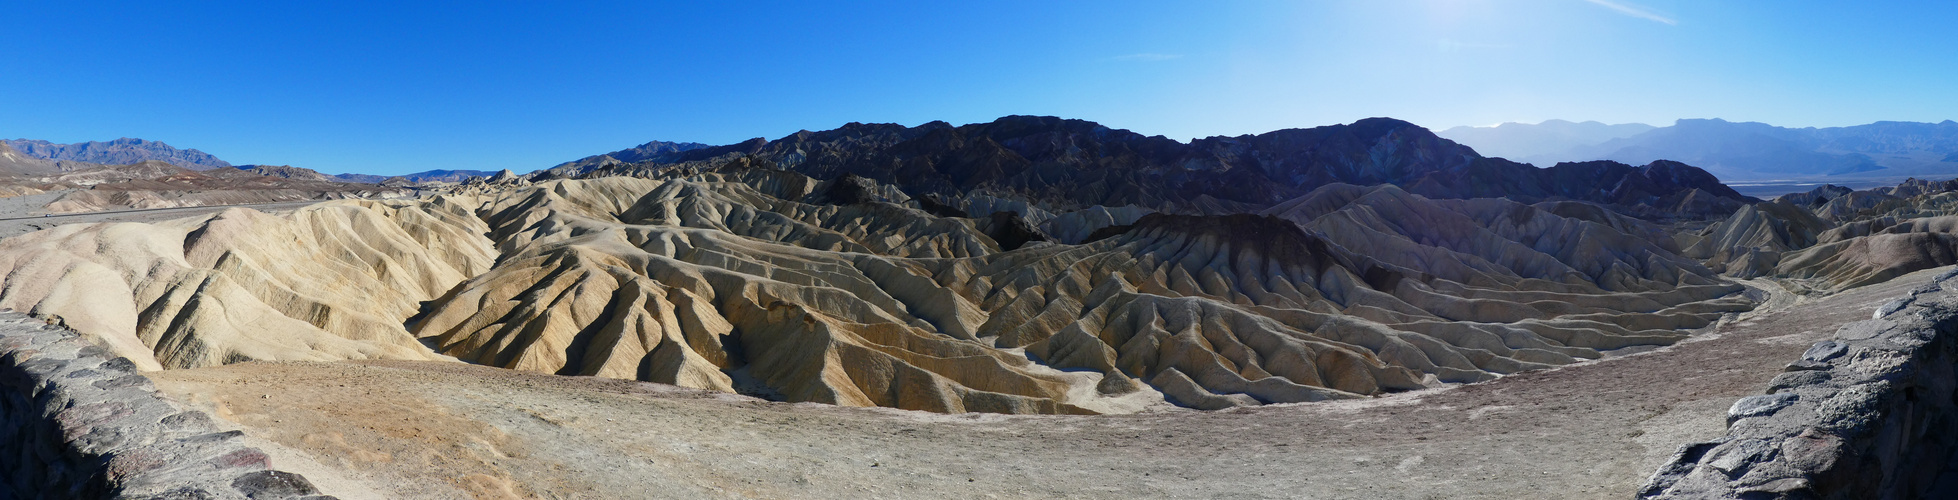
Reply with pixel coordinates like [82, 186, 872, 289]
[144, 268, 1941, 500]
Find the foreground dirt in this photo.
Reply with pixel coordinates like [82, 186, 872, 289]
[145, 268, 1941, 500]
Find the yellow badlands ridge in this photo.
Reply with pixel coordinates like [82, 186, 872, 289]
[0, 172, 1758, 414]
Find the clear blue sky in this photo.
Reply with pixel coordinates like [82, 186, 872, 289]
[3, 1, 1954, 175]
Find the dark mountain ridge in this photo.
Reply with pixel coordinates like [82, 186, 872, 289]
[575, 115, 1752, 219]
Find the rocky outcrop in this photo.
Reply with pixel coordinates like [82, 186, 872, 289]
[1777, 216, 1958, 291]
[1640, 269, 1958, 499]
[1678, 177, 1958, 289]
[1685, 202, 1836, 278]
[0, 312, 325, 499]
[1774, 185, 1855, 208]
[233, 165, 341, 183]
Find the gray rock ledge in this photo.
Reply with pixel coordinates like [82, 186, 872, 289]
[1640, 271, 1958, 499]
[0, 311, 331, 499]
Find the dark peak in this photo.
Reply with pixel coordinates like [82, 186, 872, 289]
[1126, 213, 1334, 258]
[836, 121, 908, 132]
[1347, 117, 1422, 131]
[964, 115, 1153, 144]
[1124, 212, 1392, 283]
[1349, 117, 1448, 143]
[978, 211, 1048, 251]
[1551, 159, 1636, 169]
[630, 139, 710, 149]
[1242, 117, 1440, 146]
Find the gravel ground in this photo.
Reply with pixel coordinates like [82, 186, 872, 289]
[143, 268, 1944, 500]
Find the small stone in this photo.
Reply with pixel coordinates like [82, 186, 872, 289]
[1801, 341, 1847, 362]
[1779, 428, 1844, 473]
[76, 424, 131, 454]
[142, 486, 217, 500]
[97, 357, 138, 373]
[184, 430, 246, 444]
[74, 344, 108, 359]
[57, 401, 135, 438]
[1874, 298, 1911, 319]
[1934, 267, 1958, 282]
[1708, 439, 1774, 474]
[1836, 319, 1894, 341]
[211, 448, 271, 469]
[1729, 393, 1799, 420]
[1909, 280, 1946, 296]
[18, 357, 69, 376]
[1739, 477, 1812, 494]
[161, 411, 217, 433]
[93, 374, 152, 390]
[1816, 382, 1889, 434]
[1766, 371, 1831, 393]
[105, 449, 169, 482]
[230, 471, 320, 498]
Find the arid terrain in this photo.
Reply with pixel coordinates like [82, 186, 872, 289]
[6, 118, 1958, 499]
[136, 268, 1929, 499]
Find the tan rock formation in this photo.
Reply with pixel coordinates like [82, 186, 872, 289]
[0, 173, 1759, 415]
[410, 178, 1751, 413]
[0, 198, 493, 370]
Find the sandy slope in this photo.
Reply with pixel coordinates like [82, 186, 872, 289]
[144, 266, 1937, 499]
[0, 200, 318, 239]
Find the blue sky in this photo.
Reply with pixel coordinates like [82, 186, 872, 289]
[3, 1, 1954, 175]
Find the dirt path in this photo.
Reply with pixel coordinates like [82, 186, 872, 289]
[144, 268, 1943, 500]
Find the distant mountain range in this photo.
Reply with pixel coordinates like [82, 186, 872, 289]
[0, 136, 512, 184]
[1438, 120, 1656, 161]
[543, 140, 714, 176]
[238, 166, 503, 184]
[560, 115, 1752, 218]
[1441, 119, 1958, 181]
[0, 138, 233, 171]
